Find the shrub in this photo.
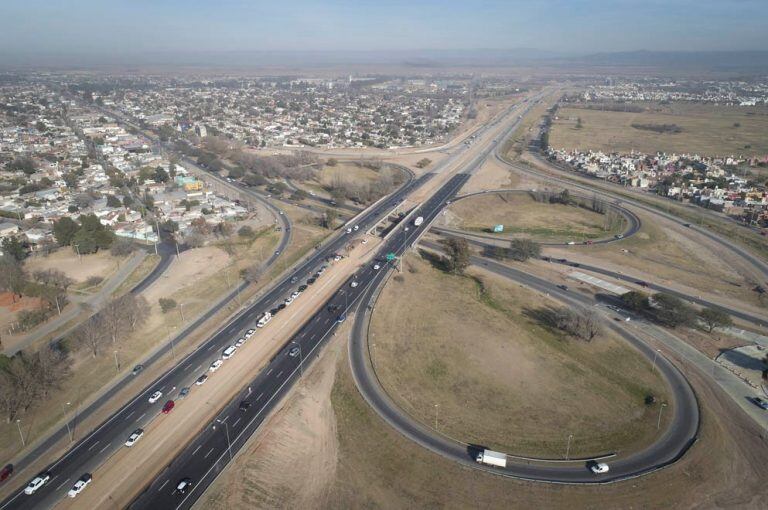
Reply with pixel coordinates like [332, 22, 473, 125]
[159, 297, 177, 313]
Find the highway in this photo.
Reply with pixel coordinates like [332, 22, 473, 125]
[349, 240, 700, 483]
[0, 167, 427, 510]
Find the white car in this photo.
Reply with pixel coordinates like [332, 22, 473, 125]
[284, 296, 294, 306]
[590, 462, 610, 474]
[353, 225, 359, 231]
[195, 374, 208, 386]
[125, 428, 144, 447]
[345, 228, 352, 234]
[148, 391, 163, 404]
[245, 328, 256, 338]
[67, 474, 92, 498]
[209, 359, 223, 372]
[333, 255, 342, 262]
[222, 346, 237, 360]
[373, 264, 380, 270]
[567, 241, 576, 245]
[350, 281, 358, 288]
[361, 238, 368, 244]
[24, 473, 51, 495]
[235, 338, 245, 348]
[291, 291, 300, 299]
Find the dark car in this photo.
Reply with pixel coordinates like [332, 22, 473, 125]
[131, 364, 144, 376]
[751, 397, 768, 410]
[239, 400, 252, 412]
[636, 280, 649, 287]
[336, 313, 347, 324]
[270, 307, 280, 315]
[277, 303, 287, 311]
[0, 465, 12, 483]
[298, 284, 308, 292]
[290, 276, 298, 283]
[307, 277, 317, 285]
[556, 284, 568, 291]
[327, 304, 341, 313]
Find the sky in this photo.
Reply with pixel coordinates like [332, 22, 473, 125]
[0, 0, 766, 62]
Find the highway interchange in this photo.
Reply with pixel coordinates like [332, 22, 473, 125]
[2, 91, 766, 507]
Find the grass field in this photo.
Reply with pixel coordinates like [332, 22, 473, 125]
[370, 256, 669, 457]
[446, 192, 626, 242]
[549, 103, 768, 156]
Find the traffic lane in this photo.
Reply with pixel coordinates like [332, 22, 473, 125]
[351, 245, 699, 483]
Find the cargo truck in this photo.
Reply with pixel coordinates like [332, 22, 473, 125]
[413, 216, 424, 227]
[475, 449, 507, 468]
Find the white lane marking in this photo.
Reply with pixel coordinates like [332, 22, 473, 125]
[125, 410, 135, 420]
[324, 317, 330, 325]
[192, 445, 202, 456]
[221, 416, 229, 424]
[256, 393, 264, 401]
[87, 441, 100, 451]
[55, 478, 71, 490]
[157, 386, 165, 392]
[233, 418, 241, 427]
[277, 371, 283, 378]
[195, 364, 202, 371]
[207, 344, 215, 351]
[266, 368, 273, 375]
[183, 364, 191, 371]
[137, 413, 146, 421]
[99, 442, 111, 453]
[204, 447, 215, 459]
[158, 479, 169, 492]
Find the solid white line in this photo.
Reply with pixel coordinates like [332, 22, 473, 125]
[204, 447, 215, 459]
[195, 364, 202, 371]
[183, 364, 191, 371]
[158, 479, 169, 492]
[192, 445, 202, 456]
[87, 441, 100, 451]
[207, 344, 215, 351]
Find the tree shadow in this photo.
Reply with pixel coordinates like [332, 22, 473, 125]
[522, 305, 566, 340]
[417, 248, 450, 272]
[717, 347, 767, 373]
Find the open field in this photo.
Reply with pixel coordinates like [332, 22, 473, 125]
[25, 249, 125, 286]
[545, 209, 767, 310]
[459, 155, 522, 194]
[549, 103, 768, 156]
[318, 162, 380, 187]
[503, 89, 560, 159]
[370, 256, 669, 457]
[443, 191, 626, 242]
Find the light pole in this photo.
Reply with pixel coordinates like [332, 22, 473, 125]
[434, 403, 439, 430]
[651, 348, 661, 373]
[73, 244, 81, 261]
[16, 419, 25, 447]
[216, 419, 233, 461]
[657, 402, 667, 430]
[565, 433, 573, 460]
[178, 303, 185, 322]
[167, 325, 176, 361]
[113, 350, 120, 373]
[400, 227, 409, 273]
[63, 402, 73, 442]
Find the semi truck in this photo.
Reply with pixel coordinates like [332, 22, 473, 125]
[413, 216, 424, 227]
[475, 449, 507, 468]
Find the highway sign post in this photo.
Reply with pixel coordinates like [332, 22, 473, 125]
[386, 253, 396, 262]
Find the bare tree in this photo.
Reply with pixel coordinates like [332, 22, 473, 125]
[78, 315, 107, 357]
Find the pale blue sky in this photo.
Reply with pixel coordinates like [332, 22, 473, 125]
[0, 0, 765, 57]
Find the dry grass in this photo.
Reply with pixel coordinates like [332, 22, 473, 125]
[370, 256, 669, 457]
[550, 103, 768, 156]
[446, 192, 626, 242]
[318, 162, 379, 187]
[112, 253, 161, 296]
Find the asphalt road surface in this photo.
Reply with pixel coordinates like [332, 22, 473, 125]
[350, 240, 700, 483]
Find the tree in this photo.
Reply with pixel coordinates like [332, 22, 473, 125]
[78, 315, 106, 357]
[415, 158, 432, 169]
[507, 239, 541, 261]
[153, 167, 170, 183]
[699, 307, 733, 333]
[237, 225, 254, 238]
[553, 307, 602, 341]
[323, 209, 338, 229]
[106, 195, 122, 208]
[2, 237, 27, 262]
[651, 293, 696, 328]
[159, 298, 177, 313]
[0, 258, 26, 301]
[53, 217, 79, 246]
[110, 238, 135, 257]
[442, 238, 470, 274]
[326, 158, 338, 167]
[621, 291, 650, 312]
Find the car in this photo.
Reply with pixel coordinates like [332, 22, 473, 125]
[288, 347, 300, 357]
[270, 307, 280, 315]
[67, 473, 92, 498]
[245, 328, 256, 338]
[274, 250, 281, 255]
[350, 281, 358, 288]
[584, 240, 594, 245]
[176, 478, 193, 494]
[24, 472, 51, 495]
[222, 345, 237, 359]
[353, 225, 359, 231]
[636, 280, 649, 288]
[125, 428, 144, 447]
[162, 400, 175, 414]
[557, 284, 568, 291]
[291, 291, 300, 299]
[614, 234, 624, 239]
[683, 223, 691, 227]
[209, 360, 223, 372]
[148, 391, 163, 404]
[131, 364, 144, 376]
[589, 462, 610, 474]
[336, 313, 347, 324]
[195, 374, 208, 386]
[345, 228, 352, 234]
[327, 304, 341, 313]
[373, 264, 380, 270]
[235, 338, 245, 348]
[567, 241, 576, 245]
[570, 263, 580, 267]
[361, 238, 368, 244]
[290, 276, 298, 283]
[279, 211, 284, 215]
[179, 387, 190, 398]
[750, 396, 768, 410]
[307, 278, 316, 285]
[0, 465, 12, 482]
[298, 284, 308, 292]
[277, 303, 287, 311]
[318, 265, 327, 273]
[284, 296, 294, 306]
[239, 400, 252, 411]
[333, 255, 342, 262]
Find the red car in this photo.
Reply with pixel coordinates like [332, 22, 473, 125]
[0, 465, 12, 483]
[162, 400, 175, 414]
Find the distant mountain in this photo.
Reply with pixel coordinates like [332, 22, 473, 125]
[575, 50, 768, 72]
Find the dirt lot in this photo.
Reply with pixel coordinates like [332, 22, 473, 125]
[0, 292, 44, 335]
[549, 103, 768, 156]
[142, 246, 230, 304]
[25, 249, 123, 285]
[443, 191, 626, 242]
[460, 156, 522, 193]
[370, 256, 669, 457]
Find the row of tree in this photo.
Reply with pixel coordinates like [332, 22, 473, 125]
[621, 291, 733, 332]
[53, 214, 115, 254]
[75, 294, 150, 357]
[0, 346, 70, 423]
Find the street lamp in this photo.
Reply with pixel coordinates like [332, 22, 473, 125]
[657, 402, 668, 430]
[16, 419, 25, 447]
[565, 433, 573, 460]
[113, 350, 120, 373]
[63, 402, 73, 442]
[434, 403, 439, 430]
[651, 348, 661, 373]
[178, 303, 185, 322]
[215, 419, 233, 461]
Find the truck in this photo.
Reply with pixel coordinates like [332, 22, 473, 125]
[475, 449, 507, 468]
[256, 312, 272, 328]
[413, 216, 424, 227]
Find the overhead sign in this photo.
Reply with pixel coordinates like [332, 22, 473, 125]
[386, 253, 396, 261]
[493, 224, 504, 233]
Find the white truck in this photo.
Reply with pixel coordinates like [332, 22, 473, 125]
[476, 449, 507, 468]
[413, 216, 424, 227]
[256, 312, 272, 328]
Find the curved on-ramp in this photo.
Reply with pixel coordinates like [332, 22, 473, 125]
[348, 255, 700, 484]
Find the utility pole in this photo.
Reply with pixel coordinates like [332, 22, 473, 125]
[657, 402, 667, 430]
[63, 402, 73, 442]
[16, 419, 25, 447]
[113, 351, 120, 373]
[434, 403, 439, 430]
[651, 348, 661, 373]
[565, 433, 573, 460]
[178, 303, 185, 322]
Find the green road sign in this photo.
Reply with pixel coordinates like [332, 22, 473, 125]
[386, 253, 396, 261]
[493, 224, 504, 233]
